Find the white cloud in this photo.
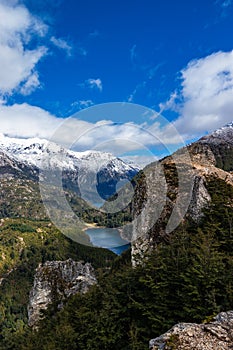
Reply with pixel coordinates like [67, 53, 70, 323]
[71, 100, 94, 110]
[20, 71, 41, 96]
[130, 44, 137, 65]
[0, 2, 186, 166]
[0, 1, 75, 97]
[121, 155, 158, 169]
[86, 78, 103, 92]
[0, 101, 183, 166]
[54, 119, 183, 157]
[50, 36, 72, 56]
[128, 81, 146, 102]
[159, 91, 179, 114]
[161, 51, 233, 139]
[0, 103, 62, 139]
[0, 0, 48, 96]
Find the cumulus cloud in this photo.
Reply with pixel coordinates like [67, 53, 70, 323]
[71, 100, 94, 111]
[86, 78, 103, 92]
[0, 1, 183, 166]
[78, 78, 103, 92]
[47, 116, 183, 157]
[0, 101, 184, 167]
[0, 103, 62, 139]
[20, 71, 41, 96]
[0, 0, 48, 96]
[50, 36, 72, 56]
[161, 51, 233, 139]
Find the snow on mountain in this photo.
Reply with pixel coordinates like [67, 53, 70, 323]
[200, 122, 233, 145]
[0, 134, 139, 202]
[0, 133, 138, 173]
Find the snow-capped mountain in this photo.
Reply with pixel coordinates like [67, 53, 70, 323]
[0, 133, 137, 172]
[188, 122, 233, 173]
[200, 122, 233, 145]
[0, 134, 139, 203]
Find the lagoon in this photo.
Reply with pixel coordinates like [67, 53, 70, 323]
[86, 227, 130, 255]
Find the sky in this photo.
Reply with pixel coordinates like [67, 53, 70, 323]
[1, 0, 233, 166]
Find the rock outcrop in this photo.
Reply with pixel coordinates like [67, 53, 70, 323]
[149, 311, 233, 350]
[188, 175, 211, 222]
[131, 124, 233, 265]
[28, 259, 96, 328]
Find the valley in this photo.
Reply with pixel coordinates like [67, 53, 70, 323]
[0, 124, 233, 349]
[1, 1, 232, 349]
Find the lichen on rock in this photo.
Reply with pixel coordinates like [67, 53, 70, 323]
[28, 258, 96, 328]
[149, 311, 233, 350]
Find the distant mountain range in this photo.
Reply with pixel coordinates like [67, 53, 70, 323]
[1, 122, 233, 225]
[1, 123, 233, 349]
[0, 134, 139, 203]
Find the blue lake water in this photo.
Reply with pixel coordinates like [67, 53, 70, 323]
[86, 227, 130, 255]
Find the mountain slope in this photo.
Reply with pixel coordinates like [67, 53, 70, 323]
[2, 123, 233, 349]
[194, 122, 233, 171]
[0, 134, 139, 202]
[0, 138, 122, 348]
[0, 217, 116, 349]
[129, 123, 233, 264]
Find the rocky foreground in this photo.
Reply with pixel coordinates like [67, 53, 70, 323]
[150, 311, 233, 350]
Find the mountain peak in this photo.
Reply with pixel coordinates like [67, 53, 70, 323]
[213, 121, 233, 135]
[197, 121, 233, 146]
[0, 134, 139, 202]
[0, 134, 138, 171]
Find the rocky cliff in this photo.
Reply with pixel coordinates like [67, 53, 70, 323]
[149, 311, 233, 350]
[28, 258, 96, 328]
[130, 124, 233, 265]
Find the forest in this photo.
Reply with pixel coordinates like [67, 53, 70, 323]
[0, 176, 232, 350]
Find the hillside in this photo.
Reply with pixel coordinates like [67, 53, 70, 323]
[0, 123, 230, 349]
[0, 218, 116, 348]
[0, 138, 126, 347]
[129, 123, 233, 264]
[1, 125, 233, 349]
[7, 172, 233, 350]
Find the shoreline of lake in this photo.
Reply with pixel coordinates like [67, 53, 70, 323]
[84, 226, 130, 255]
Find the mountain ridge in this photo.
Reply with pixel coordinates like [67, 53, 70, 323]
[0, 133, 138, 172]
[0, 133, 139, 202]
[1, 122, 233, 349]
[130, 122, 233, 265]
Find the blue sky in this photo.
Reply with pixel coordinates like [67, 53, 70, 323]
[1, 0, 233, 165]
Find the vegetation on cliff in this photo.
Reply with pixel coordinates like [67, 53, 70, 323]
[0, 218, 115, 348]
[1, 176, 232, 350]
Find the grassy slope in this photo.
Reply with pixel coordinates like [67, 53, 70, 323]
[8, 176, 233, 350]
[0, 218, 116, 346]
